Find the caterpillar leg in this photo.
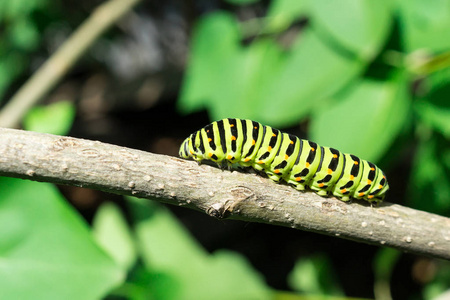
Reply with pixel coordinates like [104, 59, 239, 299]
[315, 189, 328, 197]
[339, 195, 352, 202]
[290, 183, 306, 191]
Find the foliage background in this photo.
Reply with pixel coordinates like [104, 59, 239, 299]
[0, 0, 449, 299]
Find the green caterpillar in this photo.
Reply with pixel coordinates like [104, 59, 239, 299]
[179, 118, 389, 203]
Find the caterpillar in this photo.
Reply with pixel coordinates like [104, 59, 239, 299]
[179, 118, 389, 203]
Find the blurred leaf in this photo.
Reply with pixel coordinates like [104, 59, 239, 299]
[397, 0, 450, 52]
[409, 133, 450, 214]
[225, 0, 260, 5]
[287, 254, 343, 296]
[179, 10, 365, 128]
[208, 38, 285, 123]
[0, 52, 25, 102]
[0, 177, 124, 299]
[92, 202, 137, 271]
[310, 72, 411, 163]
[23, 101, 76, 135]
[127, 197, 271, 300]
[8, 17, 40, 50]
[423, 260, 450, 300]
[258, 28, 364, 127]
[178, 12, 241, 114]
[308, 0, 392, 59]
[373, 248, 401, 300]
[414, 68, 450, 138]
[0, 0, 49, 19]
[267, 0, 308, 32]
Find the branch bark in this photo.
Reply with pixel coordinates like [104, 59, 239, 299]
[0, 128, 449, 260]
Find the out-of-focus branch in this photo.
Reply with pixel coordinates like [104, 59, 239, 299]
[0, 0, 142, 128]
[0, 128, 449, 260]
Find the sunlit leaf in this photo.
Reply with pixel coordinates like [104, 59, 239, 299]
[310, 72, 411, 163]
[288, 254, 343, 296]
[92, 202, 137, 271]
[127, 197, 271, 300]
[308, 0, 392, 59]
[267, 0, 309, 32]
[398, 0, 450, 52]
[409, 134, 450, 214]
[225, 0, 260, 5]
[178, 12, 241, 114]
[23, 101, 76, 135]
[257, 29, 364, 127]
[0, 178, 124, 300]
[414, 68, 450, 138]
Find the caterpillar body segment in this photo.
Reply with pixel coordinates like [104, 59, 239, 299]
[179, 118, 389, 204]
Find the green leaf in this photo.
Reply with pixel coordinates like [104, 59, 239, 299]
[267, 0, 309, 32]
[414, 68, 450, 138]
[92, 202, 137, 271]
[207, 38, 285, 123]
[309, 72, 411, 163]
[0, 177, 124, 300]
[373, 248, 401, 300]
[0, 52, 26, 102]
[398, 0, 450, 52]
[308, 0, 392, 59]
[179, 12, 365, 128]
[409, 134, 450, 214]
[127, 197, 271, 300]
[23, 101, 76, 135]
[287, 254, 343, 296]
[178, 12, 241, 114]
[257, 29, 364, 127]
[8, 17, 40, 50]
[225, 0, 260, 5]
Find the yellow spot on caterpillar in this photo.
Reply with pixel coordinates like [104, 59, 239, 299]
[350, 175, 354, 180]
[378, 185, 383, 189]
[358, 192, 365, 197]
[311, 147, 315, 152]
[252, 140, 256, 145]
[367, 180, 372, 184]
[341, 188, 347, 193]
[285, 154, 289, 160]
[318, 183, 325, 188]
[327, 168, 332, 174]
[230, 124, 235, 127]
[333, 154, 338, 159]
[258, 160, 264, 164]
[227, 155, 232, 160]
[208, 153, 213, 157]
[244, 158, 251, 162]
[368, 195, 374, 199]
[272, 133, 276, 137]
[306, 162, 310, 167]
[268, 146, 272, 151]
[383, 176, 386, 179]
[295, 177, 302, 182]
[190, 150, 194, 154]
[206, 129, 210, 133]
[208, 138, 212, 142]
[371, 167, 375, 171]
[354, 161, 359, 165]
[254, 126, 257, 129]
[274, 169, 280, 174]
[290, 141, 294, 144]
[231, 136, 236, 141]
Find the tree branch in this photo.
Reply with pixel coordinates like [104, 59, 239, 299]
[0, 128, 449, 260]
[0, 0, 142, 128]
